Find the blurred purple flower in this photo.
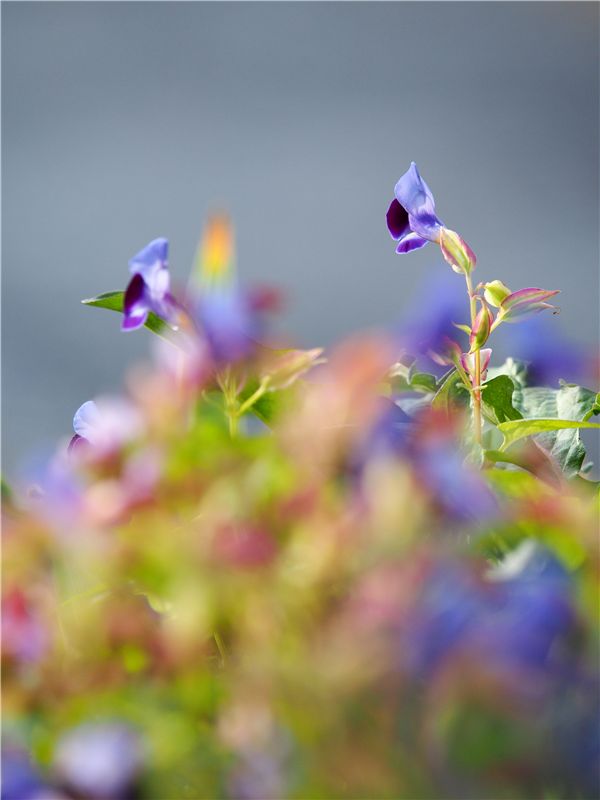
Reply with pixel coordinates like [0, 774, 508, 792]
[401, 542, 576, 679]
[408, 418, 498, 525]
[123, 238, 176, 331]
[1, 745, 51, 800]
[349, 398, 413, 478]
[54, 723, 144, 800]
[69, 398, 143, 456]
[499, 316, 596, 387]
[386, 162, 444, 254]
[226, 727, 292, 800]
[416, 443, 498, 524]
[395, 272, 467, 369]
[20, 450, 84, 530]
[197, 286, 261, 364]
[483, 541, 576, 671]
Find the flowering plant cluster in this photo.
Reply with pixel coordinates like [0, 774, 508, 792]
[3, 165, 599, 800]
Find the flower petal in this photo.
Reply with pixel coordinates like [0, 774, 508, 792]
[394, 163, 436, 218]
[395, 231, 429, 254]
[393, 163, 443, 241]
[128, 237, 168, 279]
[73, 400, 101, 441]
[199, 287, 258, 364]
[122, 308, 149, 331]
[386, 199, 410, 240]
[408, 212, 443, 242]
[123, 274, 149, 330]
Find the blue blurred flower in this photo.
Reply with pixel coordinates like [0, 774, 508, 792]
[395, 272, 467, 370]
[69, 398, 143, 456]
[349, 398, 413, 478]
[386, 162, 444, 254]
[1, 744, 49, 800]
[412, 438, 498, 525]
[401, 542, 576, 679]
[54, 723, 144, 800]
[123, 238, 176, 331]
[197, 285, 262, 365]
[20, 450, 84, 529]
[498, 316, 595, 387]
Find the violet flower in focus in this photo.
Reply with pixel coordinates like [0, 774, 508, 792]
[123, 238, 175, 331]
[386, 162, 444, 253]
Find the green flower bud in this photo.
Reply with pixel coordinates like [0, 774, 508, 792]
[483, 280, 511, 308]
[439, 228, 477, 275]
[469, 302, 494, 352]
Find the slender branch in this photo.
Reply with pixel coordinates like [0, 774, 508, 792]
[465, 272, 482, 445]
[237, 378, 270, 417]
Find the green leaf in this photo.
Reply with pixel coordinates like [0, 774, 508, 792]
[389, 362, 438, 395]
[498, 418, 600, 468]
[481, 375, 523, 425]
[82, 291, 170, 338]
[238, 380, 283, 425]
[431, 368, 468, 412]
[409, 372, 438, 393]
[582, 391, 600, 421]
[504, 382, 599, 476]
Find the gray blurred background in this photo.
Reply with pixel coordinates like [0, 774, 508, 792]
[2, 1, 598, 477]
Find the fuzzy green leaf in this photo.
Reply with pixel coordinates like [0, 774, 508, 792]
[432, 368, 468, 413]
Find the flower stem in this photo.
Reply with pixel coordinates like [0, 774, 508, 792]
[237, 378, 270, 417]
[218, 367, 240, 437]
[465, 272, 482, 446]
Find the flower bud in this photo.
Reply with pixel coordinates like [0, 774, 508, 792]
[483, 280, 511, 308]
[428, 337, 462, 367]
[498, 287, 559, 322]
[439, 228, 477, 275]
[469, 302, 494, 352]
[461, 348, 492, 385]
[263, 348, 325, 391]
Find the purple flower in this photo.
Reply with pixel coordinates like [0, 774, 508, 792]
[69, 398, 143, 456]
[401, 542, 576, 679]
[54, 723, 144, 800]
[123, 238, 175, 331]
[196, 284, 272, 365]
[395, 272, 467, 369]
[498, 317, 596, 387]
[1, 744, 50, 800]
[386, 162, 444, 254]
[20, 449, 84, 530]
[412, 435, 498, 524]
